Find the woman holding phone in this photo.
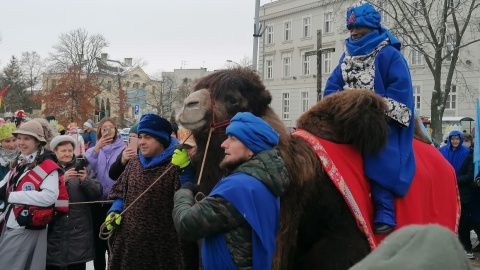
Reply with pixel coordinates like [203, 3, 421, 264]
[84, 117, 125, 270]
[109, 123, 139, 181]
[46, 135, 102, 270]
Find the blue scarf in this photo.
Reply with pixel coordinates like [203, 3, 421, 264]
[139, 137, 178, 168]
[345, 27, 401, 56]
[202, 173, 279, 270]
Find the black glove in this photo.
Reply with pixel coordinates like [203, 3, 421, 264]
[181, 182, 200, 196]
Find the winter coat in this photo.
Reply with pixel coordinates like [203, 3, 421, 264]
[46, 156, 103, 267]
[109, 150, 126, 181]
[173, 150, 290, 269]
[85, 135, 125, 199]
[82, 130, 97, 148]
[108, 153, 198, 270]
[439, 131, 474, 204]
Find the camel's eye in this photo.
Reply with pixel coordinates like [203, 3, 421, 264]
[226, 96, 239, 106]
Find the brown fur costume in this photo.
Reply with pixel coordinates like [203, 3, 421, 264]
[108, 156, 197, 270]
[177, 68, 458, 270]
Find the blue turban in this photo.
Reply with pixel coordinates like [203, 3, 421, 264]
[226, 112, 279, 154]
[138, 114, 172, 148]
[346, 3, 381, 30]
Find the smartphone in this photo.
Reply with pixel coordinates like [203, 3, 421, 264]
[74, 157, 86, 172]
[103, 127, 111, 135]
[127, 137, 138, 150]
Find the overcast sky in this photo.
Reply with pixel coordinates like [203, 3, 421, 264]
[0, 0, 273, 75]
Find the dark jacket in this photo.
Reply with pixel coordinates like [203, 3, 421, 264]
[173, 150, 290, 269]
[109, 150, 126, 181]
[46, 156, 103, 267]
[457, 152, 474, 204]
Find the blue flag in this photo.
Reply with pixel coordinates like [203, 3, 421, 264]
[474, 98, 480, 179]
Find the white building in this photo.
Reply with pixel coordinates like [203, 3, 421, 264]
[259, 0, 480, 132]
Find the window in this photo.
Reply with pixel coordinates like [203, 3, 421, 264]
[303, 17, 311, 37]
[282, 92, 290, 120]
[324, 12, 333, 33]
[379, 2, 389, 23]
[265, 57, 273, 79]
[446, 35, 455, 61]
[142, 83, 147, 89]
[301, 91, 309, 113]
[133, 82, 140, 89]
[445, 84, 457, 109]
[323, 51, 332, 74]
[51, 79, 57, 89]
[282, 54, 291, 78]
[411, 48, 422, 65]
[302, 53, 310, 76]
[412, 1, 421, 16]
[449, 0, 459, 8]
[413, 85, 421, 110]
[284, 21, 292, 41]
[266, 26, 274, 44]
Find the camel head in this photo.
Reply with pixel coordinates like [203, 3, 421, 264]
[296, 89, 389, 155]
[177, 67, 273, 133]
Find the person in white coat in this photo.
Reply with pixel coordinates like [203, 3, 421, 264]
[0, 120, 61, 270]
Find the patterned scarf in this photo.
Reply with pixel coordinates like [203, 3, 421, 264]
[0, 147, 18, 167]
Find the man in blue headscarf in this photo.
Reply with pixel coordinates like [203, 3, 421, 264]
[324, 2, 415, 234]
[172, 112, 290, 270]
[439, 130, 474, 258]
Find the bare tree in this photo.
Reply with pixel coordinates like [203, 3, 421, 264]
[48, 28, 109, 76]
[369, 0, 480, 141]
[147, 73, 179, 118]
[20, 51, 46, 95]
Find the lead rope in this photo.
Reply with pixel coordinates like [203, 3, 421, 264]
[99, 164, 175, 253]
[194, 126, 214, 202]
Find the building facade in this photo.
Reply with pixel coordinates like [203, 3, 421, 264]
[259, 0, 480, 132]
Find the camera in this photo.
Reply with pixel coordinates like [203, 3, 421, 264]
[74, 157, 86, 172]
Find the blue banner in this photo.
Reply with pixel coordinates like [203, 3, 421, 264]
[474, 98, 480, 179]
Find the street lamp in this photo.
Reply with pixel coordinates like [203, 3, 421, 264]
[226, 59, 241, 67]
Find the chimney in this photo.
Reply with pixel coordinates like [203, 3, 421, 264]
[101, 53, 108, 62]
[124, 58, 132, 67]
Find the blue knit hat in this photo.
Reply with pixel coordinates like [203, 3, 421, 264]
[226, 112, 279, 154]
[138, 114, 172, 148]
[346, 3, 381, 30]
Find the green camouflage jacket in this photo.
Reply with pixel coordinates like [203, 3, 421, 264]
[173, 149, 290, 269]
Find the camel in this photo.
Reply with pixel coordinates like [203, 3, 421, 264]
[176, 67, 459, 270]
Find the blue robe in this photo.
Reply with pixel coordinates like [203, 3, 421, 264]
[324, 29, 415, 197]
[202, 173, 279, 270]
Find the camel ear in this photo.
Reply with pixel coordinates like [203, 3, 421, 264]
[330, 91, 389, 155]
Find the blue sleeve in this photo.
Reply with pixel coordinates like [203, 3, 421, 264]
[324, 53, 346, 97]
[108, 198, 124, 214]
[178, 164, 195, 185]
[90, 132, 97, 147]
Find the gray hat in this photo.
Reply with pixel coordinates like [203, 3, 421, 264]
[50, 135, 77, 151]
[12, 120, 47, 144]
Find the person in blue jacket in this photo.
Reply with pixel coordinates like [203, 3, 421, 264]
[324, 2, 415, 234]
[439, 130, 474, 258]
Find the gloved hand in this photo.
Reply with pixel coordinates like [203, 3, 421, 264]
[182, 182, 200, 196]
[105, 212, 122, 231]
[172, 149, 190, 169]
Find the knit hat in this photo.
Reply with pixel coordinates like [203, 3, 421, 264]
[177, 128, 196, 147]
[349, 225, 472, 270]
[129, 123, 139, 134]
[137, 114, 172, 148]
[12, 120, 47, 143]
[83, 119, 94, 129]
[346, 2, 381, 30]
[0, 123, 16, 141]
[50, 135, 77, 151]
[226, 112, 279, 154]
